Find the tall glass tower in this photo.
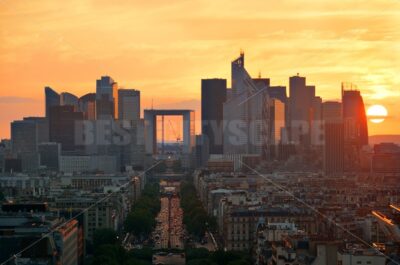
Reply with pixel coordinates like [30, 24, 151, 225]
[201, 78, 227, 154]
[45, 86, 60, 117]
[342, 84, 369, 172]
[96, 76, 119, 120]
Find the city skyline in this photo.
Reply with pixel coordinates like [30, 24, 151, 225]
[1, 1, 400, 263]
[1, 0, 400, 138]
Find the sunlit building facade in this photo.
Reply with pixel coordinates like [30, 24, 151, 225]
[342, 85, 369, 172]
[79, 93, 96, 120]
[268, 98, 286, 159]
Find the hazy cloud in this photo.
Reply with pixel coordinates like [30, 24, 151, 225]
[0, 96, 40, 104]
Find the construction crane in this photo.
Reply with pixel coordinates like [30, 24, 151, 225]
[167, 119, 182, 154]
[168, 119, 181, 142]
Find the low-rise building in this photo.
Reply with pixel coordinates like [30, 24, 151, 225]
[337, 244, 386, 265]
[60, 155, 117, 174]
[0, 203, 81, 265]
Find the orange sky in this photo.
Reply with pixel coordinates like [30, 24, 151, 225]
[0, 0, 399, 139]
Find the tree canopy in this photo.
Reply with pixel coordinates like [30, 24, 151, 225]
[124, 183, 160, 238]
[93, 228, 118, 250]
[180, 182, 217, 238]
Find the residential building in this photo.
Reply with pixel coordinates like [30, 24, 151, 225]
[342, 85, 368, 172]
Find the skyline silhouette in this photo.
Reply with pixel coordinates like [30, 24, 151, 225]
[0, 0, 399, 137]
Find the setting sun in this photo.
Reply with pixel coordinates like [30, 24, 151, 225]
[367, 104, 388, 124]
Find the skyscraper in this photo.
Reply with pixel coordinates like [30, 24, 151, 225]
[223, 53, 269, 156]
[201, 78, 227, 154]
[79, 93, 96, 120]
[268, 86, 289, 150]
[342, 88, 369, 146]
[322, 101, 344, 175]
[96, 76, 118, 119]
[38, 142, 61, 171]
[22, 117, 49, 144]
[10, 119, 40, 172]
[342, 85, 368, 172]
[49, 105, 84, 152]
[11, 119, 38, 155]
[45, 86, 60, 117]
[288, 75, 318, 146]
[60, 92, 79, 110]
[268, 86, 287, 103]
[118, 89, 140, 122]
[252, 77, 270, 89]
[268, 98, 286, 159]
[311, 96, 323, 146]
[119, 119, 145, 169]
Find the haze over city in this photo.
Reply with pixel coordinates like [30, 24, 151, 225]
[1, 1, 400, 265]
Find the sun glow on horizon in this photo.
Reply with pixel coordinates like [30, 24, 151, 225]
[367, 104, 388, 124]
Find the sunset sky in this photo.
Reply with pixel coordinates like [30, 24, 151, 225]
[0, 0, 399, 139]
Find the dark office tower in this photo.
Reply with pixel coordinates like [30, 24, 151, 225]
[342, 85, 369, 171]
[118, 89, 140, 121]
[252, 77, 270, 89]
[96, 76, 118, 120]
[195, 135, 209, 168]
[306, 85, 316, 101]
[4, 158, 22, 173]
[231, 51, 244, 97]
[311, 96, 323, 146]
[201, 79, 227, 154]
[45, 86, 60, 117]
[11, 119, 38, 155]
[60, 92, 79, 110]
[11, 119, 40, 172]
[21, 117, 49, 144]
[38, 142, 61, 171]
[0, 140, 11, 172]
[288, 75, 315, 146]
[342, 89, 368, 146]
[79, 93, 96, 120]
[322, 101, 344, 175]
[268, 86, 287, 103]
[49, 105, 84, 152]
